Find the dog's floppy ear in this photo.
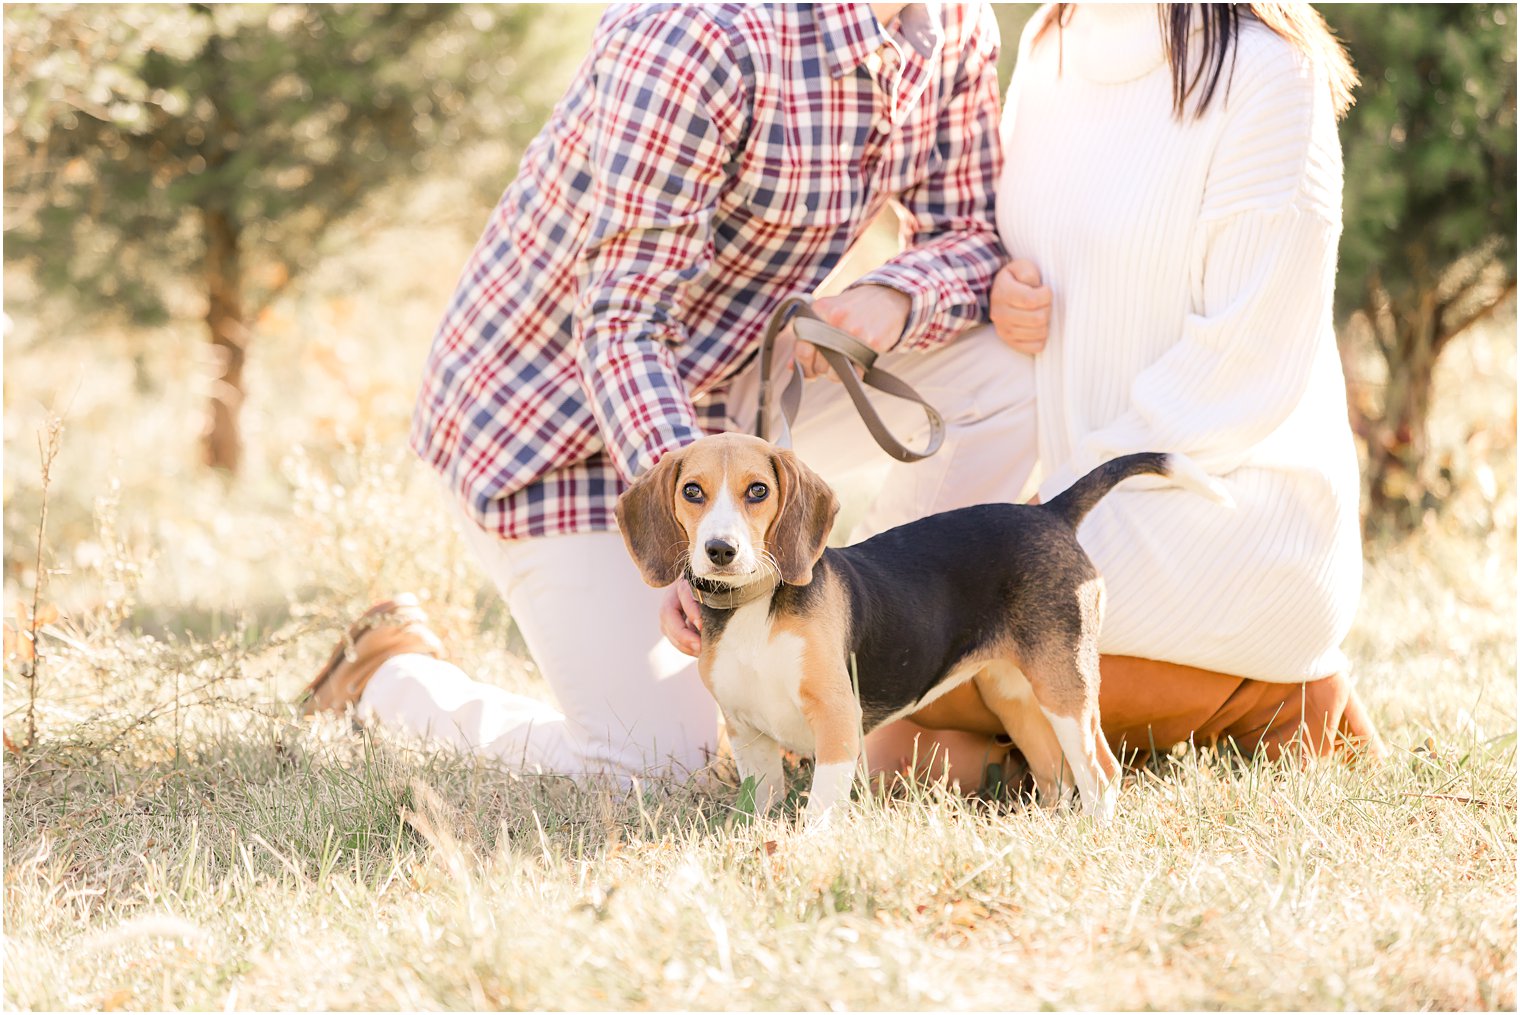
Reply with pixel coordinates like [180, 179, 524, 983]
[767, 448, 839, 586]
[615, 449, 688, 588]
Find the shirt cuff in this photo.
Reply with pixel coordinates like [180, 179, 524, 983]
[851, 264, 949, 352]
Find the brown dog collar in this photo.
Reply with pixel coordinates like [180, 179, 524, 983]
[687, 572, 779, 610]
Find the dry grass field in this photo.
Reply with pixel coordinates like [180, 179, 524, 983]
[3, 186, 1516, 1009]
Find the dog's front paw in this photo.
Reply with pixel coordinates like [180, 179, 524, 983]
[1083, 778, 1119, 826]
[735, 775, 781, 820]
[801, 801, 838, 836]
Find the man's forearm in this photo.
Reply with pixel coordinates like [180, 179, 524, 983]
[856, 225, 1004, 351]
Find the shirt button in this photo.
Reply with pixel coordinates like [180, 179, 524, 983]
[874, 116, 893, 134]
[864, 51, 883, 75]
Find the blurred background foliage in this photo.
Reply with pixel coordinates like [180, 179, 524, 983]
[4, 3, 589, 471]
[1324, 3, 1516, 528]
[1, 2, 1515, 592]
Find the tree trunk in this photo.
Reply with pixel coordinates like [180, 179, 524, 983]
[202, 205, 246, 473]
[197, 15, 245, 474]
[1364, 291, 1440, 534]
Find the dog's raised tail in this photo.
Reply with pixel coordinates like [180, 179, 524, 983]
[1045, 452, 1234, 529]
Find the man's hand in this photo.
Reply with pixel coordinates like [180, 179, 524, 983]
[990, 258, 1053, 355]
[660, 580, 703, 657]
[794, 284, 912, 381]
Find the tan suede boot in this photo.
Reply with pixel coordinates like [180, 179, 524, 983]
[299, 594, 446, 717]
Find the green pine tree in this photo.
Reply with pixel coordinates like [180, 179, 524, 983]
[1324, 3, 1516, 532]
[4, 4, 563, 472]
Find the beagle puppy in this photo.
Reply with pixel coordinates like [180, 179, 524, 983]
[615, 433, 1230, 826]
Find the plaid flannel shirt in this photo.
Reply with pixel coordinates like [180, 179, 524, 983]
[412, 2, 1005, 540]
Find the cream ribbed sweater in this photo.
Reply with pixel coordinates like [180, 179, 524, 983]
[997, 4, 1363, 681]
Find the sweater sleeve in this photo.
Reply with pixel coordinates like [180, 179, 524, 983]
[1038, 37, 1343, 500]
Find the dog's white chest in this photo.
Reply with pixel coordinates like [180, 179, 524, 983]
[705, 600, 813, 753]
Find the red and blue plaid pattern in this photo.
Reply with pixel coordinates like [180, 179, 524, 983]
[412, 3, 1004, 540]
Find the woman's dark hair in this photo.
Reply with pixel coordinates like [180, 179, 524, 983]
[1043, 4, 1358, 120]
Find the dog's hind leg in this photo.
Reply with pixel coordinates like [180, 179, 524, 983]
[1020, 655, 1121, 822]
[1038, 699, 1120, 823]
[974, 661, 1074, 806]
[1014, 575, 1121, 822]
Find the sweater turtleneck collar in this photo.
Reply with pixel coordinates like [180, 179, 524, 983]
[1054, 3, 1205, 86]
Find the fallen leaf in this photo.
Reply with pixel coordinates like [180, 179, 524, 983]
[945, 898, 989, 928]
[98, 988, 132, 1012]
[4, 624, 34, 663]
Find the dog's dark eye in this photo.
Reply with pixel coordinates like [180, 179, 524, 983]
[746, 482, 769, 502]
[681, 483, 705, 503]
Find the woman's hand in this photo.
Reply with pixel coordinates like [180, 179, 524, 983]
[795, 284, 912, 381]
[990, 258, 1053, 354]
[660, 580, 703, 657]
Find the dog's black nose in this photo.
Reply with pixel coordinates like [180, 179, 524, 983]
[705, 538, 737, 566]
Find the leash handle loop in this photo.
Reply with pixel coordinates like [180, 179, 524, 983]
[754, 296, 945, 463]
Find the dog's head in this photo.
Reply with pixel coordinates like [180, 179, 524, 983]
[615, 433, 839, 590]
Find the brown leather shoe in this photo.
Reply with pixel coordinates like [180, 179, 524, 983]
[299, 594, 446, 717]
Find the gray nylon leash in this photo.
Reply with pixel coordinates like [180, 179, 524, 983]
[753, 296, 945, 462]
